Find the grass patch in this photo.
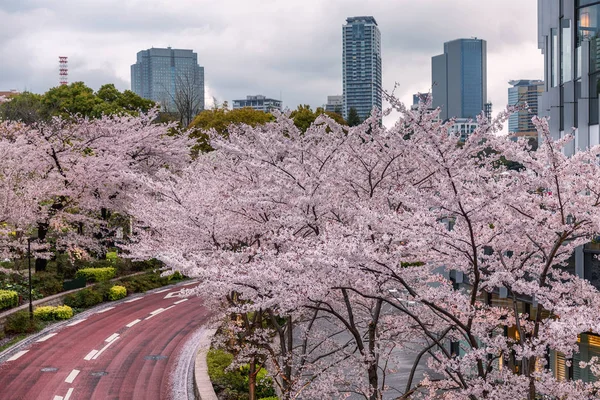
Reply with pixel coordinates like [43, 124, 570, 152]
[0, 334, 28, 353]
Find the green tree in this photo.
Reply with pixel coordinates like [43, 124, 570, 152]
[0, 82, 156, 123]
[188, 106, 274, 153]
[0, 92, 44, 124]
[347, 107, 361, 127]
[289, 104, 348, 133]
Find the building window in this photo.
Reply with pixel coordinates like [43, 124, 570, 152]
[552, 28, 559, 87]
[561, 19, 572, 84]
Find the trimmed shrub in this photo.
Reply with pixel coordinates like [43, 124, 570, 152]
[168, 271, 184, 281]
[75, 267, 115, 282]
[4, 311, 43, 334]
[0, 289, 18, 310]
[108, 285, 127, 301]
[33, 305, 73, 321]
[32, 272, 64, 297]
[64, 288, 103, 308]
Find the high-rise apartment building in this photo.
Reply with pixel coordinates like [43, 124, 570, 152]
[432, 38, 487, 121]
[507, 80, 544, 136]
[131, 47, 204, 112]
[232, 95, 282, 113]
[325, 95, 343, 114]
[342, 16, 382, 122]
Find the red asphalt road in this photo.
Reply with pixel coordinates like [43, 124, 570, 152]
[0, 284, 211, 400]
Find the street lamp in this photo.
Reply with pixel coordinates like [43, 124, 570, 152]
[27, 237, 35, 320]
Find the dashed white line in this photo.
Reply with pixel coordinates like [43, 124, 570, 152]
[182, 282, 197, 286]
[105, 333, 119, 343]
[150, 308, 164, 315]
[155, 288, 170, 293]
[84, 349, 98, 360]
[66, 319, 86, 327]
[53, 396, 63, 400]
[92, 338, 119, 360]
[126, 319, 141, 328]
[173, 299, 188, 305]
[36, 333, 57, 342]
[124, 296, 143, 303]
[7, 350, 28, 361]
[96, 306, 115, 314]
[65, 369, 80, 384]
[63, 388, 74, 400]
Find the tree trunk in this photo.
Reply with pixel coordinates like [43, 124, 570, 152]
[249, 358, 257, 400]
[368, 362, 379, 400]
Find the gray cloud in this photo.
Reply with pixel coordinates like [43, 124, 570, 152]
[0, 0, 543, 129]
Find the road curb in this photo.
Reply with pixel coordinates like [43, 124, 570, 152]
[194, 328, 218, 400]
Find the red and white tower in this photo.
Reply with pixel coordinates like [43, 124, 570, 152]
[59, 56, 68, 86]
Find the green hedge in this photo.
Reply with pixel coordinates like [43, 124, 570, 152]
[64, 288, 103, 308]
[4, 311, 43, 335]
[75, 267, 116, 282]
[108, 285, 127, 301]
[0, 290, 18, 310]
[33, 305, 73, 321]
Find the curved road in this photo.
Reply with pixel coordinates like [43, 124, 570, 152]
[0, 283, 211, 400]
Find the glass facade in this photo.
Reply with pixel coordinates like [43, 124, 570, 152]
[507, 80, 544, 135]
[342, 16, 382, 122]
[131, 47, 204, 113]
[461, 41, 484, 119]
[552, 28, 559, 88]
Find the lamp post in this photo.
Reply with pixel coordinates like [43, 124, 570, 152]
[27, 237, 34, 320]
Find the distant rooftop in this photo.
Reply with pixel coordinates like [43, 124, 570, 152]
[346, 16, 378, 25]
[508, 79, 544, 86]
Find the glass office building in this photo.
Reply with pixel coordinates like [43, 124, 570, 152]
[432, 38, 487, 121]
[507, 79, 544, 136]
[537, 1, 600, 382]
[537, 0, 600, 153]
[131, 47, 204, 112]
[342, 16, 382, 122]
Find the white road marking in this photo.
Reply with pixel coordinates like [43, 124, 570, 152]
[7, 350, 28, 361]
[92, 338, 119, 360]
[63, 388, 74, 400]
[146, 305, 175, 320]
[173, 299, 188, 305]
[65, 369, 80, 383]
[124, 296, 143, 303]
[53, 396, 63, 400]
[105, 333, 119, 343]
[84, 349, 98, 360]
[66, 319, 86, 327]
[126, 319, 141, 328]
[163, 290, 182, 299]
[182, 282, 197, 286]
[155, 288, 170, 293]
[36, 333, 57, 342]
[96, 306, 115, 314]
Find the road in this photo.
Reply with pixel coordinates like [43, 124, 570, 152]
[0, 282, 211, 400]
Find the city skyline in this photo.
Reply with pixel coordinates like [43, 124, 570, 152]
[0, 1, 541, 129]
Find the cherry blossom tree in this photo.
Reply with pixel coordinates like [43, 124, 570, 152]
[129, 99, 600, 400]
[0, 109, 190, 269]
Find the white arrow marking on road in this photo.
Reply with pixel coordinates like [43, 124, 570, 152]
[164, 290, 184, 299]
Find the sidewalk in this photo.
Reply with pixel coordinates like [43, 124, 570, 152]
[195, 328, 218, 400]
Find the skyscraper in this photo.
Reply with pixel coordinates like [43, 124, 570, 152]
[342, 16, 382, 122]
[507, 80, 544, 136]
[131, 47, 204, 113]
[432, 38, 487, 121]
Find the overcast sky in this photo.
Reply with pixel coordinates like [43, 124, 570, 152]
[0, 0, 542, 127]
